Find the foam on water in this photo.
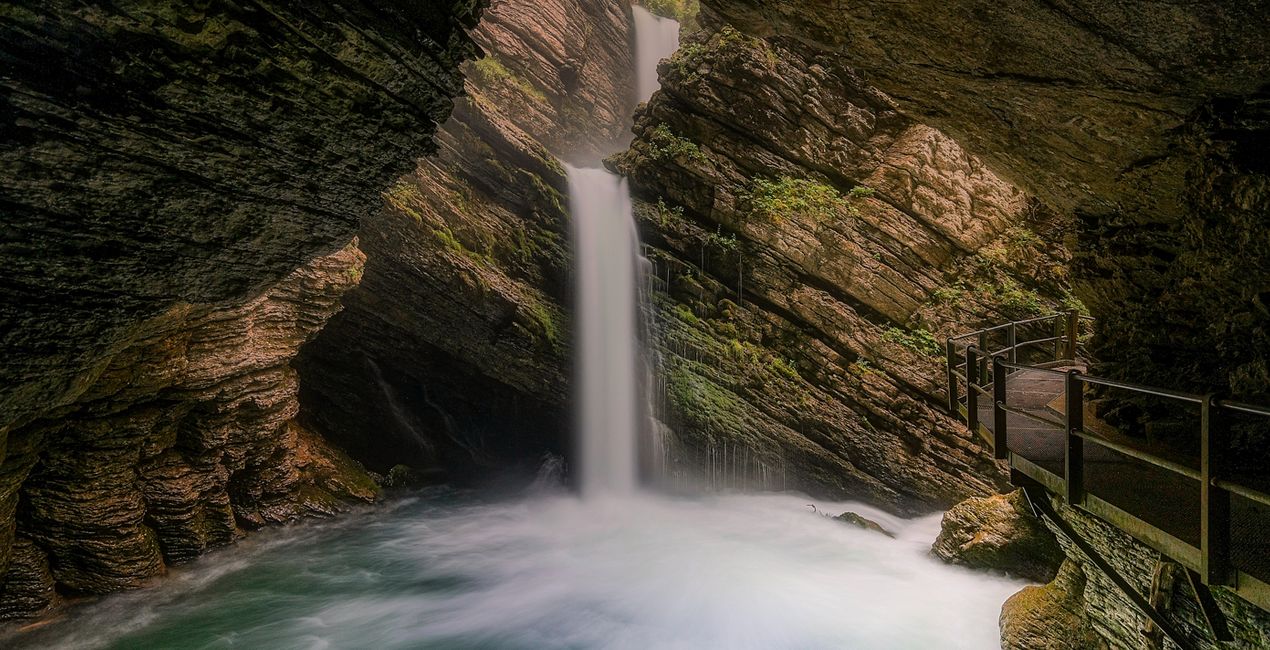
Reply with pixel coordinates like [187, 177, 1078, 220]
[9, 491, 1024, 650]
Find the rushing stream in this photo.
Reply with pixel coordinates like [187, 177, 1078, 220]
[10, 489, 1024, 649]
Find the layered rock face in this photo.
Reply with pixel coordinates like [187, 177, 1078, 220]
[703, 0, 1270, 402]
[1, 1, 484, 436]
[0, 243, 379, 618]
[1029, 495, 1270, 649]
[1, 0, 483, 618]
[296, 0, 636, 477]
[612, 19, 1078, 513]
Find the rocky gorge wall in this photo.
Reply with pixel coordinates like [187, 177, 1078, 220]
[614, 14, 1080, 513]
[297, 0, 1082, 511]
[703, 0, 1270, 404]
[0, 0, 484, 619]
[296, 0, 637, 480]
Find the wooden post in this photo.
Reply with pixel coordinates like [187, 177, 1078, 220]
[946, 339, 958, 416]
[1053, 315, 1063, 361]
[966, 345, 980, 433]
[993, 355, 1009, 460]
[1065, 310, 1079, 361]
[1201, 394, 1231, 585]
[1065, 368, 1085, 504]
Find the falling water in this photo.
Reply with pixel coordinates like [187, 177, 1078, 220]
[569, 6, 680, 495]
[632, 6, 681, 101]
[569, 165, 642, 495]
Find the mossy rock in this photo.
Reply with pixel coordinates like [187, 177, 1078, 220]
[834, 511, 896, 538]
[1000, 560, 1106, 649]
[931, 490, 1064, 583]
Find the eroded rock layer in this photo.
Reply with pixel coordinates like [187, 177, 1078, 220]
[703, 0, 1270, 402]
[1, 243, 380, 618]
[613, 18, 1078, 513]
[296, 0, 637, 478]
[0, 0, 484, 618]
[1, 0, 483, 435]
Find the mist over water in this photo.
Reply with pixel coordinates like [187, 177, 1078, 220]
[9, 491, 1024, 650]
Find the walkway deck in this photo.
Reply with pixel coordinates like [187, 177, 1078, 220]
[947, 312, 1270, 617]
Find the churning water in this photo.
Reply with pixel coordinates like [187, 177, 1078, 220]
[9, 490, 1024, 650]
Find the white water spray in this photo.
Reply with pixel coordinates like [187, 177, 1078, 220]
[569, 6, 679, 495]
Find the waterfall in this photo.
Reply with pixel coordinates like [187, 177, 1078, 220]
[569, 166, 643, 495]
[632, 6, 681, 101]
[569, 7, 679, 496]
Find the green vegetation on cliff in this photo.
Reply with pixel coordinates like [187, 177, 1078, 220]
[745, 176, 872, 224]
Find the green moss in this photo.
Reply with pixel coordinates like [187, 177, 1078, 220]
[882, 326, 943, 357]
[522, 299, 564, 351]
[641, 0, 700, 31]
[673, 303, 701, 326]
[470, 56, 547, 104]
[656, 198, 685, 228]
[703, 226, 738, 253]
[770, 357, 800, 380]
[746, 176, 864, 224]
[646, 123, 707, 164]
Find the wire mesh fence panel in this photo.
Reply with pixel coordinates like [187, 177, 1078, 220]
[1081, 441, 1201, 546]
[1230, 491, 1270, 585]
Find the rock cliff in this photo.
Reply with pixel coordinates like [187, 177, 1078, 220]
[295, 0, 636, 478]
[613, 17, 1078, 512]
[0, 0, 483, 618]
[703, 0, 1270, 402]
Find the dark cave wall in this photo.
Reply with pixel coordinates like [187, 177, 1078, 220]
[0, 0, 485, 618]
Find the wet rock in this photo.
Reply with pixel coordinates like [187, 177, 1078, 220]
[297, 0, 640, 476]
[0, 539, 59, 620]
[834, 512, 895, 538]
[1000, 560, 1105, 650]
[704, 0, 1270, 406]
[932, 490, 1063, 583]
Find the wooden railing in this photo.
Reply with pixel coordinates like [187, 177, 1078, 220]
[946, 312, 1270, 616]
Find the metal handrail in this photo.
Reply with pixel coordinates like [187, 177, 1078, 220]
[1077, 375, 1204, 404]
[1072, 428, 1202, 481]
[945, 311, 1270, 604]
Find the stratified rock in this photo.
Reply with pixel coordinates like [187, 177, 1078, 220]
[612, 19, 1074, 512]
[1000, 560, 1105, 650]
[297, 0, 638, 476]
[703, 0, 1270, 405]
[2, 241, 378, 617]
[1, 0, 484, 437]
[0, 539, 59, 620]
[0, 0, 482, 618]
[834, 511, 895, 538]
[932, 490, 1063, 583]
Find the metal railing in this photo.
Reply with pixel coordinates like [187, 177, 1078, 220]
[946, 312, 1270, 614]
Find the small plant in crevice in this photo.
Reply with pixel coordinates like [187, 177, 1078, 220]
[646, 124, 707, 164]
[745, 176, 874, 224]
[881, 326, 943, 357]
